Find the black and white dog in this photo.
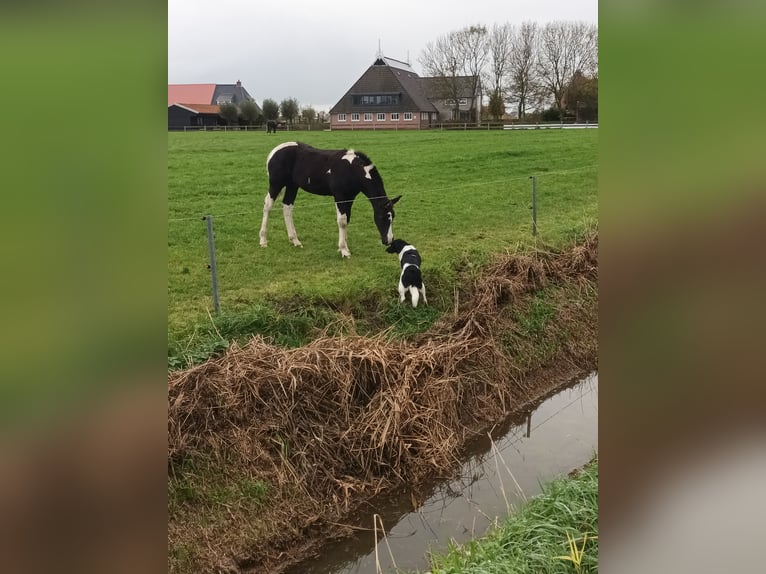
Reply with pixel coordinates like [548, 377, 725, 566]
[386, 239, 427, 308]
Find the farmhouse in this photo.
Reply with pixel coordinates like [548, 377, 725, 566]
[167, 80, 262, 130]
[329, 56, 481, 130]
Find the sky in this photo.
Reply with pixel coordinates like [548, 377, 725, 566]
[168, 0, 597, 113]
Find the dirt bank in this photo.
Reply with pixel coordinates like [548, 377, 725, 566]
[168, 233, 598, 573]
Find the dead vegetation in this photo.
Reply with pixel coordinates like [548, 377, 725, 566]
[168, 232, 598, 573]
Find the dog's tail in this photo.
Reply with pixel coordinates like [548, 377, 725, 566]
[409, 286, 420, 308]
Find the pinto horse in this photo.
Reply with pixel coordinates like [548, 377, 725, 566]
[259, 141, 401, 257]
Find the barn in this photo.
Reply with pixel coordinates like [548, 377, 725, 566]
[167, 80, 262, 130]
[167, 103, 224, 131]
[329, 56, 481, 130]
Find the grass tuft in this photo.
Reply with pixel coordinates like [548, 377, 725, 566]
[423, 458, 598, 574]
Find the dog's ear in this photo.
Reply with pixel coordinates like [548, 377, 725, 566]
[390, 195, 402, 205]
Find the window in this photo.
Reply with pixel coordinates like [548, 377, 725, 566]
[421, 112, 429, 120]
[391, 113, 399, 121]
[364, 113, 372, 122]
[351, 93, 401, 106]
[351, 113, 360, 122]
[337, 113, 346, 122]
[403, 112, 413, 121]
[377, 113, 385, 121]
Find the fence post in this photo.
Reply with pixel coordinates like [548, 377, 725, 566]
[530, 176, 537, 236]
[203, 215, 220, 313]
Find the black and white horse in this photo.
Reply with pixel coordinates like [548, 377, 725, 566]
[259, 141, 401, 257]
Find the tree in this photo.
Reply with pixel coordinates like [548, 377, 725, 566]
[279, 98, 299, 124]
[456, 25, 489, 122]
[239, 100, 261, 125]
[301, 106, 316, 124]
[218, 102, 239, 125]
[507, 22, 539, 120]
[262, 98, 279, 121]
[486, 23, 513, 120]
[420, 24, 488, 123]
[420, 32, 464, 121]
[564, 70, 598, 122]
[487, 90, 505, 120]
[537, 21, 598, 114]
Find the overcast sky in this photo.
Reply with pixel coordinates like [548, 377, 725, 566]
[168, 0, 597, 113]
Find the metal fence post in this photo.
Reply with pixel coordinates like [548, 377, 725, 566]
[203, 215, 220, 313]
[530, 176, 537, 236]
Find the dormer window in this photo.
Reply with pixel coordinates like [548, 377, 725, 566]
[351, 93, 401, 106]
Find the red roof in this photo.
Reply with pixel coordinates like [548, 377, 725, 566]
[171, 103, 221, 114]
[168, 84, 216, 105]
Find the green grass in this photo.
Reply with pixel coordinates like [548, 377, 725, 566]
[169, 129, 597, 366]
[419, 457, 598, 574]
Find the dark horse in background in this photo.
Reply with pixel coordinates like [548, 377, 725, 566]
[266, 120, 278, 133]
[259, 141, 401, 257]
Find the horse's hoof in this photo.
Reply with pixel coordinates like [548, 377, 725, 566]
[260, 243, 268, 248]
[340, 251, 351, 258]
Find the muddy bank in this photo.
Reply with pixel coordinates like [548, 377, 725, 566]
[168, 233, 597, 574]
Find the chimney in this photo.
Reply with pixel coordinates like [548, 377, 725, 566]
[236, 79, 241, 87]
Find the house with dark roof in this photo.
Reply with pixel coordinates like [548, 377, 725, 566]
[167, 80, 262, 130]
[329, 57, 481, 130]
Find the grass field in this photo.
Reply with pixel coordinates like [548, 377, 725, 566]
[168, 129, 597, 366]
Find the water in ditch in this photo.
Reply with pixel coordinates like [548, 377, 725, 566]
[285, 372, 598, 574]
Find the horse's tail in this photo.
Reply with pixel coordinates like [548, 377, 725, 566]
[409, 286, 420, 308]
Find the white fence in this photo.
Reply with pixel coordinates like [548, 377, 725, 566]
[503, 123, 598, 130]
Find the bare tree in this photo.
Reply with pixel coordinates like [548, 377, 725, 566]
[420, 25, 487, 123]
[419, 31, 465, 121]
[486, 23, 513, 120]
[537, 21, 598, 113]
[456, 25, 489, 123]
[507, 22, 539, 120]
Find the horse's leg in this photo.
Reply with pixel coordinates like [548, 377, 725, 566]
[336, 203, 352, 258]
[398, 280, 406, 303]
[259, 186, 280, 247]
[420, 284, 428, 305]
[282, 185, 302, 247]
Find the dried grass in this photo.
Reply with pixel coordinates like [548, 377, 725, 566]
[167, 232, 598, 573]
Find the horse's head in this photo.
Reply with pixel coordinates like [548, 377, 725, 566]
[373, 195, 401, 245]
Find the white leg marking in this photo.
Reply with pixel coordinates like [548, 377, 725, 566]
[283, 204, 302, 247]
[265, 141, 298, 174]
[410, 286, 420, 308]
[420, 284, 428, 305]
[398, 281, 406, 303]
[336, 208, 350, 257]
[259, 194, 274, 247]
